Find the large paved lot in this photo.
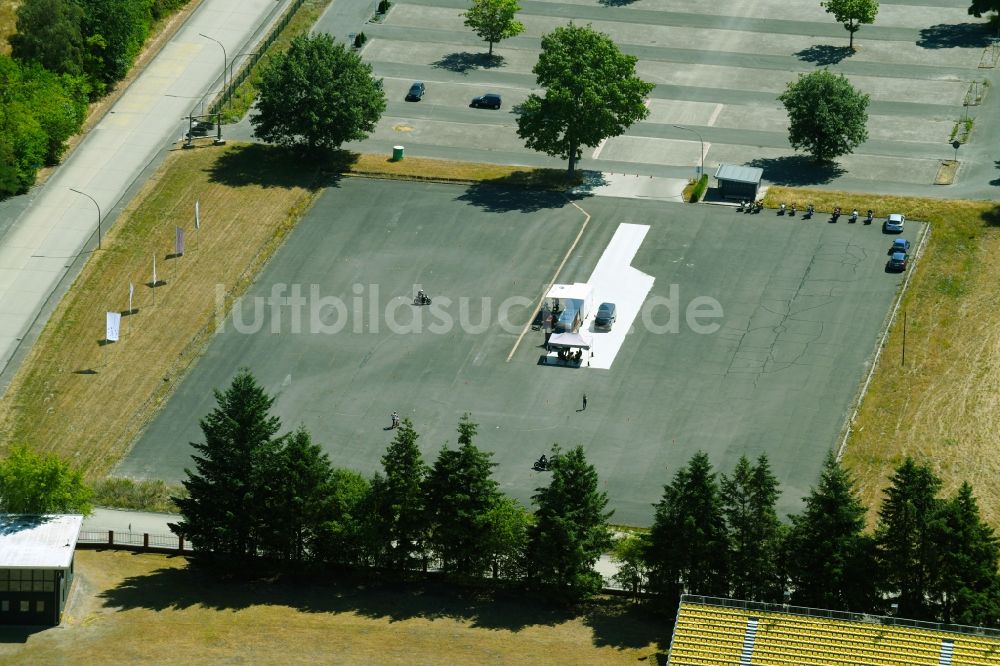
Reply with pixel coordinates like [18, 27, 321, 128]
[120, 179, 921, 524]
[309, 0, 1000, 197]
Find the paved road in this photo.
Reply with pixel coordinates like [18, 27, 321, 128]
[0, 0, 292, 388]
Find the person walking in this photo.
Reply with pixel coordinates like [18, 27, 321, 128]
[582, 393, 588, 411]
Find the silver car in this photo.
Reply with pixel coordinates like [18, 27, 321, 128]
[883, 213, 905, 233]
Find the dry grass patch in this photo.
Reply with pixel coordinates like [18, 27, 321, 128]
[349, 152, 579, 188]
[0, 1, 18, 56]
[0, 143, 322, 476]
[0, 550, 664, 665]
[767, 186, 1000, 527]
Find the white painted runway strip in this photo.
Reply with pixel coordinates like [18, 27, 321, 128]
[581, 223, 655, 370]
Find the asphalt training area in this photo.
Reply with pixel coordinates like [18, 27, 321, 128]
[119, 178, 921, 525]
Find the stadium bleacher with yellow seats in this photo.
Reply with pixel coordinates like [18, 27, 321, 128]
[668, 596, 1000, 666]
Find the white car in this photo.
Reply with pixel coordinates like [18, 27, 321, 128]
[883, 213, 905, 233]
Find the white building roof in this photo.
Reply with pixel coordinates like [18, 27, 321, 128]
[0, 514, 83, 569]
[545, 282, 592, 302]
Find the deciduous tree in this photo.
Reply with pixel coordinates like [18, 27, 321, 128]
[820, 0, 879, 50]
[516, 23, 653, 175]
[81, 0, 153, 83]
[784, 452, 877, 611]
[779, 68, 869, 163]
[251, 33, 386, 153]
[968, 0, 1000, 17]
[0, 445, 92, 514]
[10, 0, 86, 76]
[315, 468, 372, 568]
[463, 0, 524, 56]
[526, 445, 612, 601]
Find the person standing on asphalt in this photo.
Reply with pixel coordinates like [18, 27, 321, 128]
[582, 393, 588, 411]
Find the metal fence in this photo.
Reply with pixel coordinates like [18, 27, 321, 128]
[207, 0, 308, 116]
[682, 594, 1000, 640]
[78, 530, 192, 554]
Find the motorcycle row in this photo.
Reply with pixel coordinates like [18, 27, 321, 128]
[738, 200, 875, 224]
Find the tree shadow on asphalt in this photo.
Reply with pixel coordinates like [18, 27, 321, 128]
[97, 562, 664, 649]
[917, 23, 993, 49]
[432, 52, 506, 75]
[746, 156, 845, 186]
[794, 45, 854, 66]
[990, 160, 1000, 189]
[598, 0, 640, 6]
[206, 144, 352, 190]
[456, 183, 573, 213]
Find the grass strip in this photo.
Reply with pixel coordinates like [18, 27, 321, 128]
[219, 0, 333, 124]
[0, 143, 323, 476]
[766, 186, 1000, 526]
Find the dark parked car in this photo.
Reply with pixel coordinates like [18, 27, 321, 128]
[406, 81, 425, 101]
[595, 302, 616, 330]
[888, 238, 910, 255]
[185, 120, 214, 138]
[886, 251, 908, 272]
[470, 93, 502, 109]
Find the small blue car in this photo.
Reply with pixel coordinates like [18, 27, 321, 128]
[889, 238, 910, 255]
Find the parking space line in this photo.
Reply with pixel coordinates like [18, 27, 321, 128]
[506, 198, 591, 362]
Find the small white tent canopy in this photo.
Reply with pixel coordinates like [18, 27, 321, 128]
[548, 331, 593, 349]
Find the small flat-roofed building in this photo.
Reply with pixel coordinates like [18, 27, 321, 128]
[714, 164, 764, 201]
[0, 514, 83, 625]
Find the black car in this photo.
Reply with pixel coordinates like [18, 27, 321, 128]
[470, 93, 502, 109]
[595, 302, 616, 330]
[406, 81, 425, 101]
[185, 120, 214, 138]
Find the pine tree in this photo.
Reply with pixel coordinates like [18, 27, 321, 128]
[929, 482, 1000, 626]
[263, 427, 336, 563]
[369, 418, 428, 572]
[646, 451, 729, 610]
[423, 415, 501, 581]
[784, 452, 877, 611]
[721, 454, 784, 603]
[875, 457, 942, 620]
[171, 369, 284, 568]
[526, 445, 613, 601]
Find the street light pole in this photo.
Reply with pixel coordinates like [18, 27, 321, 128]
[199, 33, 228, 101]
[69, 188, 102, 250]
[673, 125, 705, 177]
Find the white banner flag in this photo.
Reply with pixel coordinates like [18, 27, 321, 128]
[152, 254, 157, 285]
[175, 227, 185, 256]
[195, 200, 200, 230]
[106, 312, 121, 342]
[128, 282, 134, 312]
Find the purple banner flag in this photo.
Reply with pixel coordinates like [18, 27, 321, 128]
[175, 226, 185, 256]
